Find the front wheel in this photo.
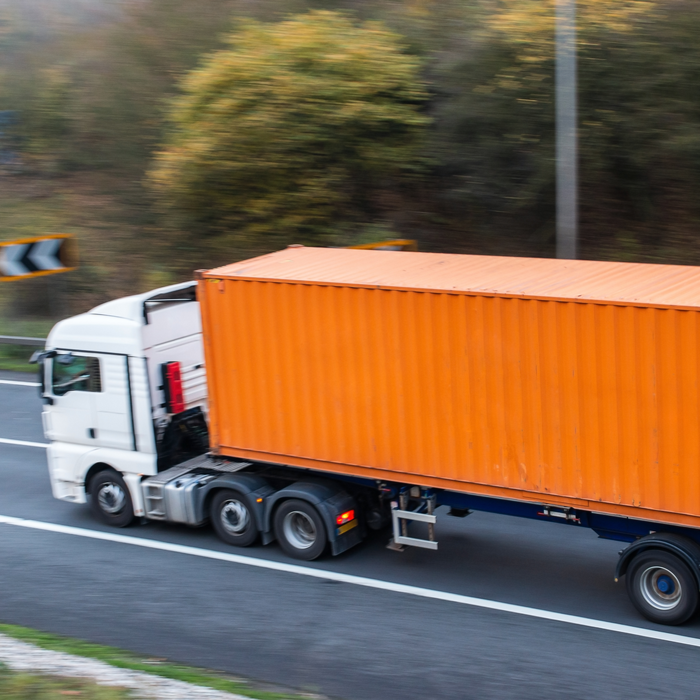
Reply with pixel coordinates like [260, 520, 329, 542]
[210, 489, 258, 547]
[626, 551, 699, 625]
[274, 499, 327, 561]
[89, 470, 135, 528]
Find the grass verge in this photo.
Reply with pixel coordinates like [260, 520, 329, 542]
[0, 317, 52, 372]
[0, 663, 132, 699]
[0, 624, 308, 700]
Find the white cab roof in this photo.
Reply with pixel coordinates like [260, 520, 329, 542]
[46, 281, 196, 356]
[89, 281, 196, 323]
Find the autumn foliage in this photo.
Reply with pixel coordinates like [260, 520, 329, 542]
[148, 11, 429, 245]
[2, 0, 700, 282]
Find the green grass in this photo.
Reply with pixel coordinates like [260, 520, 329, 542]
[0, 317, 53, 372]
[0, 663, 132, 699]
[0, 624, 311, 700]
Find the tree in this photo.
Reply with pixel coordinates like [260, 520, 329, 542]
[429, 0, 700, 259]
[148, 10, 429, 246]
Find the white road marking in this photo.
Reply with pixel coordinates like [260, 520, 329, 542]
[1, 514, 699, 649]
[0, 380, 40, 387]
[0, 438, 48, 448]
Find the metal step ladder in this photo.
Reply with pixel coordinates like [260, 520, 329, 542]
[388, 489, 438, 551]
[142, 465, 194, 520]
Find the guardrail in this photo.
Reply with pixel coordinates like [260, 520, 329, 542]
[0, 335, 46, 346]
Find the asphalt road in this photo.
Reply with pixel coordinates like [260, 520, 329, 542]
[1, 371, 700, 699]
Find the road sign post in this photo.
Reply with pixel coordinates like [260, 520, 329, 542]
[555, 0, 578, 260]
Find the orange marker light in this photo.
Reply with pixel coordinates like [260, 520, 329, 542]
[336, 510, 355, 526]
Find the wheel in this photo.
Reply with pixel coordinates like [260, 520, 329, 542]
[210, 489, 258, 547]
[89, 470, 135, 527]
[274, 499, 327, 561]
[626, 551, 699, 625]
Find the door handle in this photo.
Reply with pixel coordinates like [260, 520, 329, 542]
[88, 428, 97, 439]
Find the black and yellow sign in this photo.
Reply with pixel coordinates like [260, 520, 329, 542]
[0, 234, 77, 281]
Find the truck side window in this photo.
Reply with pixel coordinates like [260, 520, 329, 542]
[52, 356, 102, 396]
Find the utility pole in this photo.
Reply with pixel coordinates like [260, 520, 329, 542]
[555, 0, 578, 259]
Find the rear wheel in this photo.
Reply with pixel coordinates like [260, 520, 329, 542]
[274, 499, 327, 561]
[89, 470, 134, 528]
[210, 489, 258, 547]
[626, 551, 699, 625]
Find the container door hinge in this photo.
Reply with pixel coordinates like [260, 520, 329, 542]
[388, 491, 438, 551]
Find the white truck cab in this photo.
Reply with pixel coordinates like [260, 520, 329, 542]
[34, 279, 366, 562]
[35, 282, 208, 516]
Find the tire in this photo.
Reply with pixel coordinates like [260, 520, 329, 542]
[89, 470, 135, 528]
[626, 550, 699, 625]
[210, 489, 258, 547]
[274, 499, 327, 561]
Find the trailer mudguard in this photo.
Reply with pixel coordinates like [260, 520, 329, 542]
[263, 480, 361, 555]
[196, 473, 275, 532]
[615, 532, 700, 586]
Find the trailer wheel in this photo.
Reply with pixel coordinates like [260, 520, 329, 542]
[274, 499, 327, 561]
[210, 489, 258, 547]
[89, 470, 134, 528]
[626, 551, 699, 625]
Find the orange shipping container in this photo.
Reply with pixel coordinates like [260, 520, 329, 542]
[198, 247, 700, 531]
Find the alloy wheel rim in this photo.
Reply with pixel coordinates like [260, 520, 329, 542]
[283, 511, 317, 550]
[97, 482, 126, 515]
[639, 566, 682, 610]
[221, 499, 250, 535]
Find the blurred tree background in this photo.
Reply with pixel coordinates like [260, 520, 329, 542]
[1, 0, 699, 325]
[148, 11, 430, 254]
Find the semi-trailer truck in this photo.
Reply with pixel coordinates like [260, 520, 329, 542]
[33, 246, 700, 625]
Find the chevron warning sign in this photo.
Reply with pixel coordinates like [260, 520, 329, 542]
[0, 234, 77, 281]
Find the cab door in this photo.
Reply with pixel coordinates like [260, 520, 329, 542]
[93, 354, 133, 450]
[44, 352, 134, 451]
[44, 353, 101, 446]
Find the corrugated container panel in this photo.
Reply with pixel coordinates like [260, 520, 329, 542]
[199, 248, 700, 529]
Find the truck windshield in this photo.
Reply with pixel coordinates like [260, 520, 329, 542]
[52, 356, 102, 396]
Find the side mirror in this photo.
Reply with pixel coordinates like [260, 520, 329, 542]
[29, 349, 55, 365]
[28, 350, 56, 399]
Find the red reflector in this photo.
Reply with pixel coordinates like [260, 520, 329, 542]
[162, 361, 185, 414]
[336, 510, 355, 526]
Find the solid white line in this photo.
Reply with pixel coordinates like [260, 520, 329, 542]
[0, 380, 39, 387]
[0, 514, 699, 649]
[0, 438, 48, 449]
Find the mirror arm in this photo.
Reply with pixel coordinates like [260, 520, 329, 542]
[29, 350, 56, 365]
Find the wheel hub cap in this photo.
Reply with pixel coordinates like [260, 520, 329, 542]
[97, 483, 126, 515]
[283, 511, 317, 550]
[656, 575, 675, 595]
[221, 499, 250, 535]
[640, 566, 682, 610]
